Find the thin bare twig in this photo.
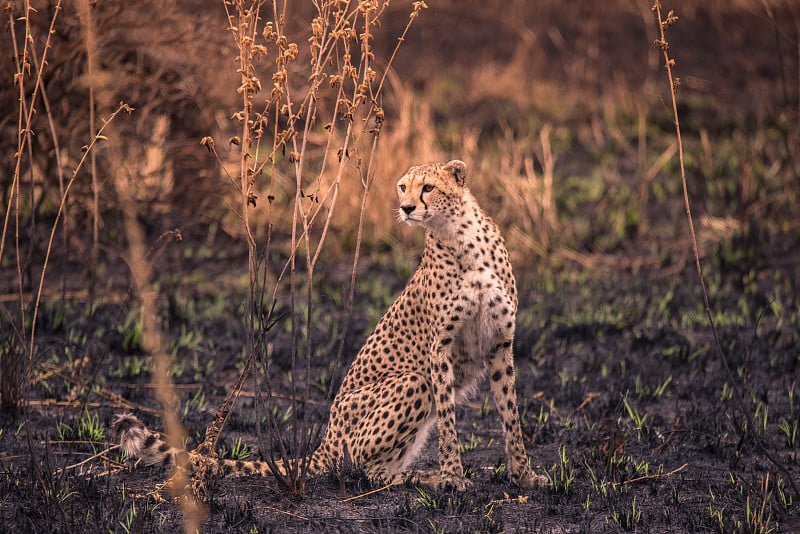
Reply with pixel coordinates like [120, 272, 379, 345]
[53, 445, 121, 476]
[623, 462, 687, 485]
[339, 482, 395, 503]
[652, 2, 722, 374]
[253, 504, 309, 521]
[2, 1, 63, 271]
[29, 102, 133, 363]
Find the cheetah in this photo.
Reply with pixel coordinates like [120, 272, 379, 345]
[114, 160, 546, 490]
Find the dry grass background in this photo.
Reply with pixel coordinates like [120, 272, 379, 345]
[2, 0, 798, 265]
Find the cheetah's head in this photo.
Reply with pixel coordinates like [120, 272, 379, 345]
[396, 160, 467, 229]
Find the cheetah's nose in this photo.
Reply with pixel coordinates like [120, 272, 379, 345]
[401, 205, 416, 215]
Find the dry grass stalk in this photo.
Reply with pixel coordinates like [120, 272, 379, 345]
[2, 1, 63, 328]
[652, 0, 719, 378]
[2, 1, 65, 412]
[494, 123, 557, 255]
[653, 0, 799, 500]
[537, 124, 557, 248]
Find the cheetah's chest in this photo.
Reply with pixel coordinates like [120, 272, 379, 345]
[444, 265, 514, 398]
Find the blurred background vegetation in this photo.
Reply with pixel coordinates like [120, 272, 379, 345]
[3, 0, 799, 279]
[3, 0, 799, 275]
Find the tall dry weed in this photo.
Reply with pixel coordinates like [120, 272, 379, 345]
[197, 0, 428, 494]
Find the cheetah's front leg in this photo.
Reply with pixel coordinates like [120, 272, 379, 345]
[487, 333, 548, 488]
[428, 334, 470, 490]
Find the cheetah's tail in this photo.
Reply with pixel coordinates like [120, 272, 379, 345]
[112, 412, 184, 469]
[112, 413, 279, 477]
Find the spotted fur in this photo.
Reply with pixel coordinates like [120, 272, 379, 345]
[113, 160, 546, 490]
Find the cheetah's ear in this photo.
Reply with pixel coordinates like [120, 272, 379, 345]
[444, 159, 467, 187]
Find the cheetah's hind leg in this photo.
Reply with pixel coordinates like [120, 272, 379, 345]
[322, 373, 437, 485]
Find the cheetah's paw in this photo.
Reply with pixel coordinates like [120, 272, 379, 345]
[432, 472, 472, 491]
[516, 470, 549, 489]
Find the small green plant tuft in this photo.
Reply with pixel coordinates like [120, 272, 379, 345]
[182, 387, 208, 416]
[223, 437, 251, 461]
[55, 420, 73, 441]
[312, 372, 329, 397]
[622, 394, 648, 441]
[479, 394, 491, 417]
[778, 418, 797, 448]
[427, 519, 444, 534]
[609, 496, 642, 531]
[119, 500, 137, 534]
[745, 474, 776, 534]
[544, 445, 575, 495]
[460, 433, 481, 453]
[415, 486, 438, 511]
[776, 477, 794, 510]
[119, 311, 143, 353]
[77, 409, 104, 449]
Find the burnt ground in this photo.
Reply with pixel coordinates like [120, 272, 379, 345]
[1, 244, 799, 533]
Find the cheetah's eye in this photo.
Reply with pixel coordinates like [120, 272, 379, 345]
[422, 184, 434, 193]
[398, 184, 406, 193]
